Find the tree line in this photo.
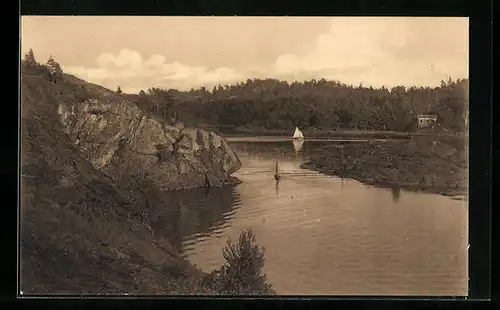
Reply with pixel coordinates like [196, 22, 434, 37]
[136, 77, 468, 133]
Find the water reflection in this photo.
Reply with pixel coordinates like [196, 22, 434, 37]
[231, 140, 324, 164]
[275, 180, 280, 199]
[391, 185, 401, 203]
[182, 138, 467, 295]
[158, 186, 241, 252]
[292, 139, 304, 152]
[204, 185, 211, 199]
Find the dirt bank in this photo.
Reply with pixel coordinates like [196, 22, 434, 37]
[301, 136, 468, 197]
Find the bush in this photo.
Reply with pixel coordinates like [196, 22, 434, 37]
[201, 228, 275, 295]
[21, 49, 63, 83]
[46, 55, 64, 83]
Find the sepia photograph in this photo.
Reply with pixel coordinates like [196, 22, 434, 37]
[19, 16, 469, 296]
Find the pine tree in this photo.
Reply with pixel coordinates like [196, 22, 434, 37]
[46, 55, 63, 83]
[209, 228, 274, 295]
[24, 48, 37, 67]
[117, 85, 123, 95]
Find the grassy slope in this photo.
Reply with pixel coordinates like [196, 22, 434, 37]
[20, 73, 206, 294]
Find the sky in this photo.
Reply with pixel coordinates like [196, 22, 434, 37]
[21, 16, 469, 93]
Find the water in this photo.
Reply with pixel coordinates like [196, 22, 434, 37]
[168, 137, 468, 296]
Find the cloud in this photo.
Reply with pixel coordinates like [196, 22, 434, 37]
[64, 48, 245, 92]
[63, 18, 468, 92]
[270, 17, 468, 87]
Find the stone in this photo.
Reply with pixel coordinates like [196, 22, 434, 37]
[58, 98, 242, 191]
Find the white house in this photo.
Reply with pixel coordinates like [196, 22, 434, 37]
[417, 114, 438, 128]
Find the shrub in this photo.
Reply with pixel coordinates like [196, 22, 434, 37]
[46, 55, 63, 83]
[23, 48, 38, 67]
[201, 228, 275, 295]
[21, 48, 51, 78]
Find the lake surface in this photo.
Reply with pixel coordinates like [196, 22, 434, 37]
[169, 137, 468, 296]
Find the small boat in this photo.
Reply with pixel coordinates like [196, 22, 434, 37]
[274, 159, 282, 181]
[292, 127, 305, 140]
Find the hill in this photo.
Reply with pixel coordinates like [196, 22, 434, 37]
[19, 63, 244, 294]
[133, 78, 468, 135]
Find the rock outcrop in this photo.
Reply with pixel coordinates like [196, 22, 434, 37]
[56, 85, 241, 191]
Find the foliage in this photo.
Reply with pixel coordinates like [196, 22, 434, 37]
[21, 49, 48, 77]
[117, 85, 123, 95]
[201, 229, 275, 295]
[21, 49, 66, 85]
[24, 48, 38, 67]
[138, 77, 468, 133]
[132, 88, 177, 123]
[46, 55, 64, 83]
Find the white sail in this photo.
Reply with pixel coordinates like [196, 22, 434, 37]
[292, 127, 304, 139]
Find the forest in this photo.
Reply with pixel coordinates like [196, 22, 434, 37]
[131, 77, 469, 134]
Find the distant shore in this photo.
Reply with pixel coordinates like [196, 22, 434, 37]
[219, 127, 466, 140]
[220, 127, 468, 197]
[299, 136, 468, 197]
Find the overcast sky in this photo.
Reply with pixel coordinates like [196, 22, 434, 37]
[21, 16, 469, 93]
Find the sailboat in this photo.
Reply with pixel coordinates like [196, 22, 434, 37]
[274, 159, 282, 182]
[292, 127, 305, 140]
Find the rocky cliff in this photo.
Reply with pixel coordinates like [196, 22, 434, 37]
[58, 97, 241, 191]
[51, 77, 241, 191]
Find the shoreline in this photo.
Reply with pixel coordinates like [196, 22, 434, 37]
[165, 176, 243, 192]
[299, 138, 468, 198]
[300, 161, 467, 197]
[220, 128, 466, 141]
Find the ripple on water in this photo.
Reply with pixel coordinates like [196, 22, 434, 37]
[178, 140, 468, 296]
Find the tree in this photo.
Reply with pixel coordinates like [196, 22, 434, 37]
[46, 55, 63, 83]
[308, 114, 319, 127]
[201, 229, 274, 295]
[137, 90, 152, 111]
[24, 48, 37, 67]
[137, 76, 468, 133]
[117, 85, 123, 95]
[146, 88, 174, 120]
